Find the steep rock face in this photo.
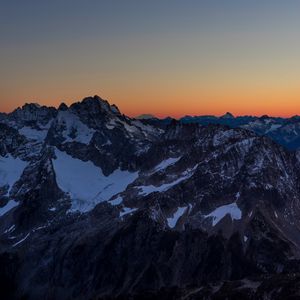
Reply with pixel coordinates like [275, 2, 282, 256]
[1, 97, 300, 299]
[0, 124, 27, 157]
[9, 103, 57, 126]
[47, 96, 162, 175]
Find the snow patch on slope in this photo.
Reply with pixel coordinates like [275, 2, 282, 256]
[139, 165, 197, 196]
[138, 176, 187, 196]
[0, 155, 28, 195]
[167, 206, 187, 228]
[56, 111, 95, 144]
[18, 127, 48, 142]
[120, 207, 138, 217]
[12, 232, 30, 247]
[0, 200, 19, 217]
[109, 196, 123, 206]
[154, 157, 181, 172]
[52, 149, 138, 213]
[266, 124, 282, 133]
[205, 202, 242, 226]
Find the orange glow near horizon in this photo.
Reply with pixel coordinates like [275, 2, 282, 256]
[2, 1, 300, 119]
[1, 85, 300, 119]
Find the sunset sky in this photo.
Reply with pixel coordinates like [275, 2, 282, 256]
[1, 0, 300, 118]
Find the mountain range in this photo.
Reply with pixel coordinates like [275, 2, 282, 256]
[1, 96, 300, 299]
[143, 112, 300, 151]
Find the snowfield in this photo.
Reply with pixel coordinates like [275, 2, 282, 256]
[55, 110, 95, 144]
[18, 126, 49, 142]
[52, 149, 138, 212]
[0, 155, 28, 195]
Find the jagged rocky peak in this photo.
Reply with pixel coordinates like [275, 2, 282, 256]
[70, 95, 121, 116]
[110, 104, 120, 114]
[289, 115, 300, 124]
[260, 114, 270, 119]
[10, 102, 57, 125]
[221, 111, 234, 118]
[23, 102, 41, 109]
[0, 123, 27, 156]
[58, 102, 68, 111]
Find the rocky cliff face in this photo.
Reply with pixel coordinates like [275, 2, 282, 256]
[1, 96, 300, 299]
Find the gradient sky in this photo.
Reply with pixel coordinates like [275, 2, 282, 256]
[1, 0, 300, 118]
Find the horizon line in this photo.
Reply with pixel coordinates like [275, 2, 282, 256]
[1, 96, 300, 120]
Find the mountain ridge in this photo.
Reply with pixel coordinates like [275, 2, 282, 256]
[3, 95, 300, 150]
[1, 95, 300, 299]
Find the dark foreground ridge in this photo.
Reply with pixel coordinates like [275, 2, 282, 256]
[1, 96, 300, 299]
